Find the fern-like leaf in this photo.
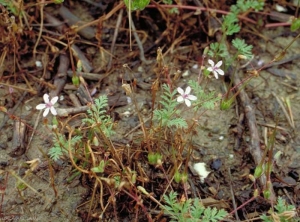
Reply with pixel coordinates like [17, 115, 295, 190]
[189, 80, 220, 110]
[153, 84, 182, 129]
[48, 135, 82, 161]
[83, 95, 115, 137]
[167, 118, 187, 129]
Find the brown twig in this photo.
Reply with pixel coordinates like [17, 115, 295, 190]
[0, 92, 28, 130]
[33, 0, 45, 57]
[130, 19, 152, 64]
[107, 8, 124, 70]
[49, 54, 69, 98]
[9, 120, 27, 157]
[227, 168, 240, 221]
[58, 6, 96, 40]
[44, 12, 93, 73]
[66, 70, 106, 81]
[71, 45, 93, 73]
[233, 71, 276, 203]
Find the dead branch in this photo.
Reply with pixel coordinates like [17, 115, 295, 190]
[49, 54, 69, 98]
[233, 71, 276, 203]
[9, 120, 27, 157]
[58, 5, 96, 39]
[107, 8, 124, 70]
[44, 12, 93, 73]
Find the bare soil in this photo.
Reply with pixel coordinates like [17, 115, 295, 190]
[0, 1, 299, 221]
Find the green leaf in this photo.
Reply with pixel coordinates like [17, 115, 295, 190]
[153, 84, 183, 129]
[124, 0, 150, 11]
[0, 0, 21, 15]
[236, 0, 264, 12]
[83, 95, 115, 138]
[208, 42, 229, 59]
[291, 18, 300, 32]
[49, 135, 82, 161]
[48, 146, 64, 161]
[167, 118, 187, 129]
[189, 80, 220, 110]
[91, 160, 106, 173]
[222, 13, 240, 35]
[232, 38, 253, 59]
[53, 0, 64, 3]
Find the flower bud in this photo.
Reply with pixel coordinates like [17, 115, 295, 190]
[174, 171, 181, 183]
[122, 84, 132, 95]
[263, 190, 270, 199]
[72, 76, 80, 87]
[253, 189, 259, 197]
[237, 55, 247, 60]
[254, 165, 263, 178]
[248, 174, 256, 183]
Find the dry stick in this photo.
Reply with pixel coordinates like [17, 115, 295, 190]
[0, 92, 27, 130]
[0, 82, 36, 94]
[26, 110, 42, 154]
[49, 54, 69, 98]
[44, 11, 64, 33]
[123, 117, 151, 138]
[44, 12, 93, 73]
[71, 45, 93, 73]
[129, 19, 152, 64]
[107, 8, 123, 70]
[227, 168, 240, 221]
[33, 0, 44, 57]
[249, 54, 300, 70]
[76, 2, 124, 33]
[58, 6, 95, 40]
[271, 92, 294, 129]
[56, 106, 88, 117]
[233, 71, 276, 203]
[256, 122, 287, 132]
[66, 70, 106, 81]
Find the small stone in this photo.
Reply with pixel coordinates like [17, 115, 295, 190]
[137, 66, 144, 72]
[25, 105, 32, 111]
[35, 61, 42, 68]
[182, 70, 190, 77]
[193, 162, 210, 183]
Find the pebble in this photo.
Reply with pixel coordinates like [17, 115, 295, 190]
[182, 70, 190, 77]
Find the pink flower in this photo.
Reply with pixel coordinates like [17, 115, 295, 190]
[207, 60, 224, 79]
[36, 94, 58, 117]
[177, 86, 197, 107]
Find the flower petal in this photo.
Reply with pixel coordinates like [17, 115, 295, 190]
[185, 99, 191, 107]
[50, 96, 58, 105]
[207, 67, 213, 72]
[36, 104, 46, 110]
[187, 95, 197, 101]
[177, 87, 184, 95]
[43, 108, 50, 117]
[215, 60, 222, 67]
[50, 107, 57, 116]
[208, 59, 214, 66]
[213, 71, 219, 79]
[216, 69, 224, 76]
[185, 86, 191, 94]
[43, 94, 50, 103]
[177, 96, 184, 103]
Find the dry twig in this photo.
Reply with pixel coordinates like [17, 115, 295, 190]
[233, 71, 276, 203]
